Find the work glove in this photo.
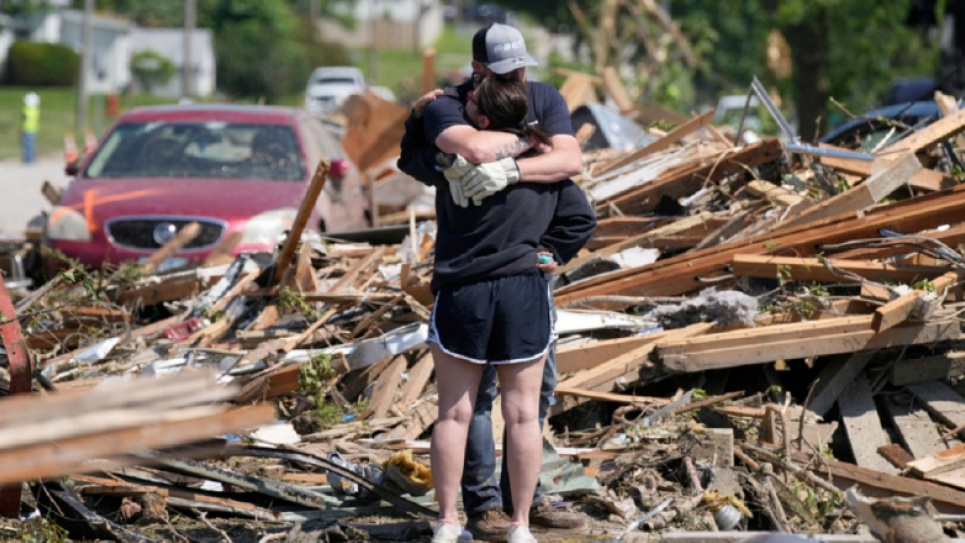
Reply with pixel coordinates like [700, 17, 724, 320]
[439, 153, 472, 208]
[459, 157, 520, 205]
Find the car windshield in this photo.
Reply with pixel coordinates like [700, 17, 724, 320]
[85, 121, 306, 181]
[313, 77, 358, 85]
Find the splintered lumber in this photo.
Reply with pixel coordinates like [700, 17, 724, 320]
[872, 290, 932, 332]
[552, 387, 670, 405]
[782, 153, 922, 228]
[908, 443, 965, 479]
[884, 105, 965, 157]
[745, 180, 812, 211]
[560, 213, 715, 273]
[556, 184, 965, 303]
[116, 273, 201, 306]
[658, 319, 958, 372]
[936, 91, 965, 149]
[0, 404, 274, 484]
[602, 66, 636, 115]
[139, 221, 201, 275]
[816, 147, 953, 192]
[793, 452, 965, 514]
[594, 110, 714, 176]
[397, 351, 434, 410]
[556, 333, 671, 374]
[553, 322, 713, 412]
[837, 373, 897, 474]
[604, 138, 784, 215]
[360, 355, 406, 420]
[273, 159, 329, 283]
[881, 395, 946, 460]
[806, 352, 876, 418]
[732, 255, 945, 285]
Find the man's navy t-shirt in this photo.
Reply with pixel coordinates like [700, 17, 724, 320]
[423, 80, 575, 161]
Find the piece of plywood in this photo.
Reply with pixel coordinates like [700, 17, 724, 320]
[872, 289, 927, 332]
[837, 373, 898, 474]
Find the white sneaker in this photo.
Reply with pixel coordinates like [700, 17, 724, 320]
[432, 522, 473, 543]
[508, 524, 537, 543]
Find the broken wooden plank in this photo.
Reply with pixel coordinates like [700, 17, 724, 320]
[816, 145, 953, 192]
[732, 254, 945, 285]
[272, 159, 329, 284]
[837, 373, 898, 474]
[660, 320, 959, 372]
[0, 405, 275, 484]
[556, 333, 671, 374]
[595, 110, 715, 176]
[872, 289, 927, 332]
[556, 322, 714, 396]
[782, 153, 922, 228]
[140, 221, 201, 275]
[885, 105, 965, 156]
[908, 443, 965, 479]
[360, 355, 406, 420]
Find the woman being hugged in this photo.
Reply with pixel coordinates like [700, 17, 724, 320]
[428, 75, 596, 543]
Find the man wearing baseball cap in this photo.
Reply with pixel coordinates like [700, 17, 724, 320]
[398, 22, 587, 543]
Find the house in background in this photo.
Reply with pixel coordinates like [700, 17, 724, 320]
[130, 28, 216, 98]
[0, 7, 214, 98]
[317, 0, 443, 51]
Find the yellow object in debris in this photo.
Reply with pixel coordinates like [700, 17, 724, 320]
[702, 491, 753, 518]
[383, 450, 434, 496]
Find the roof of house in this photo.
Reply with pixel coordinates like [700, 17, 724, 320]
[60, 10, 133, 33]
[130, 28, 214, 68]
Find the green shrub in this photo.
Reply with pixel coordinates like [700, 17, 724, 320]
[6, 41, 79, 86]
[131, 49, 176, 93]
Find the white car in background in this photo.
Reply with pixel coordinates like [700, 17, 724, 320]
[304, 66, 367, 114]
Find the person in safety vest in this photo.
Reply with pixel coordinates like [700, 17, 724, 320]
[21, 92, 40, 164]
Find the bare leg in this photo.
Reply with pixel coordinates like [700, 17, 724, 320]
[496, 355, 546, 527]
[430, 344, 485, 525]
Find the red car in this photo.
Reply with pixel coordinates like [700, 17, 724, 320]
[44, 105, 369, 273]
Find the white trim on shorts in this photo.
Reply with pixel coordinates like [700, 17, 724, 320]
[426, 280, 555, 365]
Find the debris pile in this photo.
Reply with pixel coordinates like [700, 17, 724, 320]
[4, 86, 965, 542]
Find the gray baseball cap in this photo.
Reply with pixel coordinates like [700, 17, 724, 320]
[472, 23, 538, 75]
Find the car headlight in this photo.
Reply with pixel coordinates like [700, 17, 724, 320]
[46, 206, 92, 242]
[241, 209, 297, 246]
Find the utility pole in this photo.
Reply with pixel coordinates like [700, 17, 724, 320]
[367, 0, 378, 84]
[309, 0, 319, 23]
[76, 0, 93, 136]
[182, 0, 196, 101]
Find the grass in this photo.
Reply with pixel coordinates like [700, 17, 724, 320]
[0, 86, 176, 162]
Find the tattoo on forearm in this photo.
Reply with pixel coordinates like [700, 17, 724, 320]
[494, 138, 531, 160]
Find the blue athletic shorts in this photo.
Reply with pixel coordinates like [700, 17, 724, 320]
[428, 270, 552, 365]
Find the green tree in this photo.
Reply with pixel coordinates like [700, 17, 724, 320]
[130, 49, 176, 93]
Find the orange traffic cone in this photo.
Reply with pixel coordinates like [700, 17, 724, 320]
[64, 133, 79, 165]
[84, 130, 97, 156]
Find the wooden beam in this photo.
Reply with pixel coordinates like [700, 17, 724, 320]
[140, 221, 200, 275]
[556, 333, 671, 374]
[0, 405, 275, 484]
[660, 320, 959, 373]
[732, 254, 946, 285]
[595, 110, 715, 176]
[872, 289, 927, 332]
[884, 105, 965, 156]
[360, 355, 406, 420]
[782, 153, 922, 228]
[602, 66, 636, 115]
[555, 182, 965, 304]
[273, 159, 329, 284]
[420, 48, 436, 95]
[553, 386, 669, 405]
[558, 322, 713, 393]
[817, 148, 953, 192]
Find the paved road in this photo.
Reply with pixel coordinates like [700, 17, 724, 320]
[0, 158, 72, 238]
